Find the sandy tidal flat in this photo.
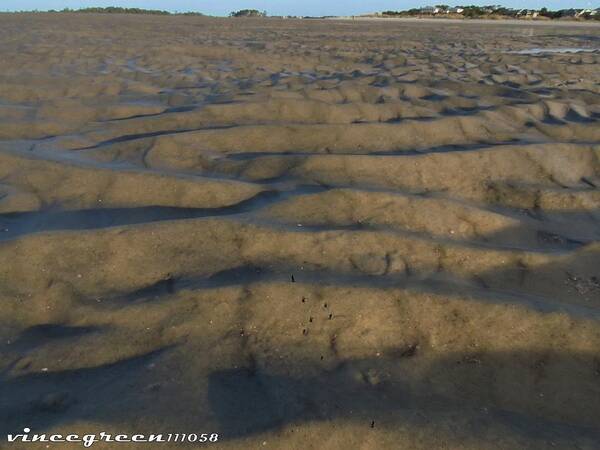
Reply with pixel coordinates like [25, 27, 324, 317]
[0, 13, 600, 449]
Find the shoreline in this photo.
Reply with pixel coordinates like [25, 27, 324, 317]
[1, 12, 599, 27]
[327, 16, 600, 26]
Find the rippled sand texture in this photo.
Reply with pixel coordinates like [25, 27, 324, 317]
[1, 13, 600, 449]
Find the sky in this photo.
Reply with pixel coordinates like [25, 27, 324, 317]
[1, 0, 597, 16]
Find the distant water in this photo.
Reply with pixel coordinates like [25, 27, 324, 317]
[508, 47, 599, 55]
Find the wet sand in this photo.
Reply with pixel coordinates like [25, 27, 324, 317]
[335, 16, 600, 27]
[0, 13, 599, 449]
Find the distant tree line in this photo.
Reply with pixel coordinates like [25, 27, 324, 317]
[381, 5, 600, 20]
[229, 9, 267, 17]
[33, 7, 267, 17]
[6, 5, 598, 20]
[59, 7, 170, 15]
[15, 7, 204, 16]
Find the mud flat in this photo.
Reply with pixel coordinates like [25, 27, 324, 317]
[0, 13, 599, 449]
[335, 16, 600, 27]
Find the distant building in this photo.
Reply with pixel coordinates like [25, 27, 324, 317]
[449, 7, 464, 14]
[517, 9, 539, 17]
[575, 8, 596, 17]
[559, 9, 579, 17]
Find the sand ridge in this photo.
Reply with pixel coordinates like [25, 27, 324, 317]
[0, 13, 599, 449]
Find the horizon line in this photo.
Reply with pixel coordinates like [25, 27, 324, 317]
[2, 4, 599, 16]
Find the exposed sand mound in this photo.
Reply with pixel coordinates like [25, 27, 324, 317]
[0, 13, 599, 449]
